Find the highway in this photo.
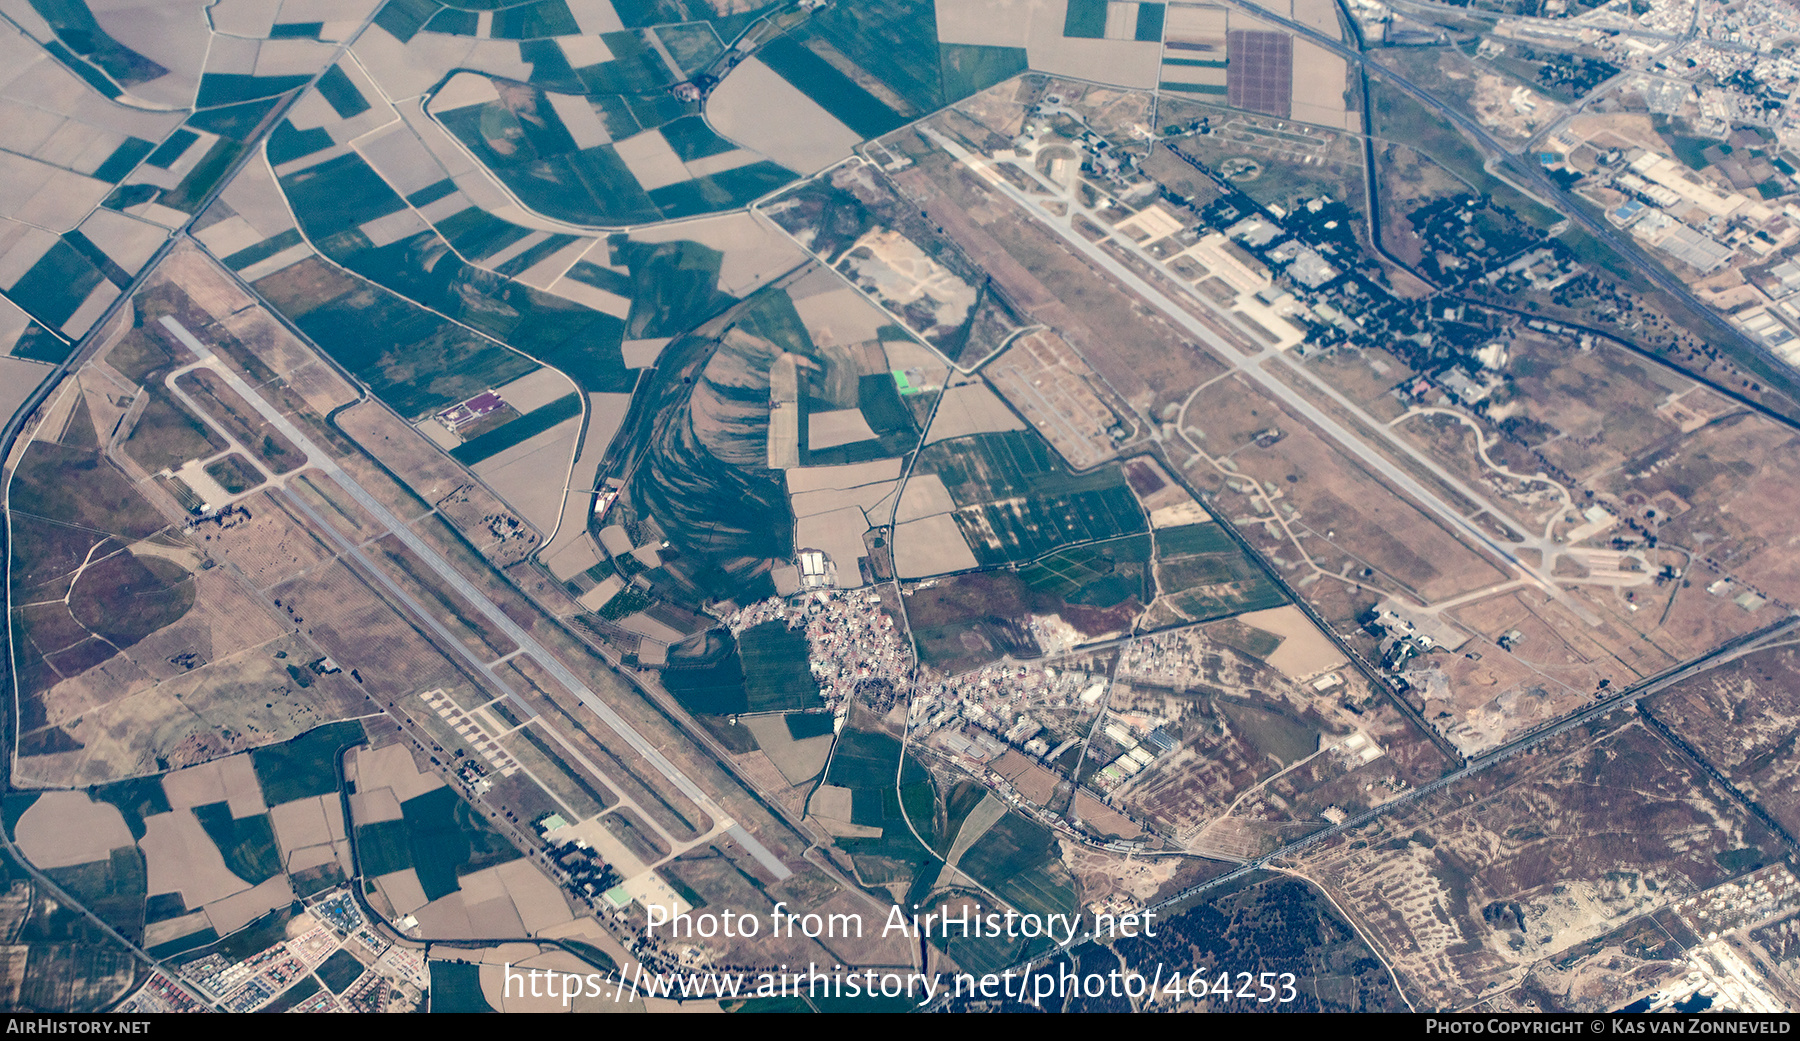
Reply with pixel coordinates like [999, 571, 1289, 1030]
[0, 12, 389, 1004]
[1142, 613, 1800, 909]
[156, 315, 792, 882]
[929, 611, 1800, 1007]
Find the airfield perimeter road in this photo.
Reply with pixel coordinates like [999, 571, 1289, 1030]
[162, 350, 699, 853]
[157, 315, 792, 881]
[930, 611, 1800, 1007]
[920, 128, 1599, 628]
[0, 10, 389, 1004]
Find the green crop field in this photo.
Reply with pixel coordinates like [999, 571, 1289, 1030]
[222, 229, 303, 272]
[144, 130, 197, 169]
[355, 820, 412, 877]
[315, 65, 369, 119]
[731, 286, 813, 355]
[954, 812, 1077, 920]
[398, 788, 521, 901]
[195, 73, 309, 106]
[1156, 521, 1233, 556]
[1169, 576, 1286, 620]
[1064, 0, 1108, 38]
[656, 23, 724, 75]
[428, 961, 494, 1012]
[10, 323, 73, 364]
[648, 162, 797, 220]
[148, 928, 218, 959]
[1149, 520, 1286, 621]
[756, 36, 906, 139]
[786, 712, 835, 741]
[436, 208, 537, 263]
[317, 949, 365, 993]
[435, 75, 790, 225]
[449, 394, 581, 465]
[917, 433, 1147, 564]
[7, 241, 106, 333]
[279, 153, 409, 240]
[251, 720, 364, 805]
[610, 237, 736, 340]
[43, 847, 147, 944]
[490, 0, 579, 39]
[90, 778, 172, 840]
[187, 97, 282, 141]
[256, 258, 539, 418]
[259, 976, 321, 1013]
[30, 0, 167, 86]
[663, 645, 748, 715]
[93, 138, 155, 182]
[1018, 533, 1153, 597]
[920, 430, 1117, 504]
[191, 804, 282, 885]
[941, 44, 1029, 100]
[1136, 2, 1166, 40]
[954, 484, 1146, 566]
[144, 893, 186, 925]
[738, 621, 822, 713]
[578, 30, 684, 94]
[798, 0, 985, 113]
[826, 726, 903, 791]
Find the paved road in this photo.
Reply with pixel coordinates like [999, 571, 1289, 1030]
[922, 128, 1597, 623]
[157, 315, 792, 882]
[1139, 614, 1800, 912]
[1382, 0, 1728, 51]
[1227, 0, 1792, 394]
[929, 612, 1800, 1007]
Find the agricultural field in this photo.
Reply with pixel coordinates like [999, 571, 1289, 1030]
[4, 721, 370, 961]
[1149, 521, 1286, 622]
[1018, 532, 1152, 613]
[433, 74, 795, 225]
[660, 620, 824, 717]
[354, 786, 520, 905]
[807, 707, 941, 900]
[0, 0, 383, 353]
[914, 431, 1147, 567]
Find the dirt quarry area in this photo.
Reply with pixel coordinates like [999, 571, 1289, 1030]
[1298, 721, 1780, 1007]
[1426, 588, 1661, 754]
